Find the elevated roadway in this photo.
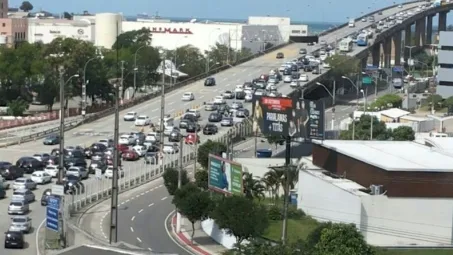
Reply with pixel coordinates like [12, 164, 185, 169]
[0, 2, 423, 255]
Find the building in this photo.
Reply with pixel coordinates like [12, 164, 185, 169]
[95, 13, 122, 49]
[437, 31, 453, 98]
[379, 108, 410, 122]
[28, 18, 93, 44]
[0, 0, 7, 18]
[0, 17, 27, 45]
[297, 140, 453, 246]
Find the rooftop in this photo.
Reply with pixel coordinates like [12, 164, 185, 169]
[312, 140, 453, 172]
[379, 108, 410, 119]
[305, 169, 368, 196]
[425, 137, 453, 154]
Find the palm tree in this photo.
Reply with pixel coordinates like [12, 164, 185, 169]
[264, 163, 304, 202]
[242, 172, 266, 200]
[262, 171, 280, 202]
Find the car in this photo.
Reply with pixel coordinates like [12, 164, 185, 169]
[91, 152, 105, 161]
[299, 48, 307, 55]
[235, 108, 249, 118]
[43, 135, 60, 145]
[234, 84, 244, 93]
[89, 160, 107, 174]
[98, 139, 114, 148]
[135, 115, 151, 126]
[299, 74, 309, 82]
[222, 90, 235, 99]
[33, 153, 50, 162]
[0, 177, 10, 189]
[67, 166, 89, 179]
[132, 145, 147, 157]
[217, 104, 231, 115]
[144, 132, 159, 147]
[8, 200, 29, 215]
[122, 150, 140, 161]
[169, 129, 182, 142]
[185, 133, 200, 144]
[208, 112, 222, 122]
[203, 124, 218, 135]
[123, 112, 137, 121]
[9, 216, 32, 233]
[398, 4, 402, 8]
[235, 91, 246, 100]
[63, 175, 84, 194]
[283, 76, 292, 83]
[186, 122, 201, 133]
[4, 230, 25, 248]
[322, 62, 330, 68]
[63, 155, 87, 169]
[12, 189, 35, 203]
[220, 117, 234, 127]
[276, 52, 284, 59]
[213, 96, 226, 105]
[104, 166, 125, 179]
[30, 171, 52, 184]
[231, 101, 243, 110]
[204, 77, 216, 86]
[163, 144, 179, 154]
[204, 102, 218, 111]
[266, 83, 277, 91]
[244, 92, 253, 102]
[12, 177, 37, 190]
[290, 80, 299, 88]
[378, 11, 383, 15]
[1, 166, 24, 180]
[312, 68, 320, 74]
[44, 165, 59, 178]
[307, 42, 314, 46]
[181, 92, 195, 101]
[119, 134, 135, 145]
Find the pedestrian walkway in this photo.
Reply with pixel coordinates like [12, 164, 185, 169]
[170, 214, 227, 255]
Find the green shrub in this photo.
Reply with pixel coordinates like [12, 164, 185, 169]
[287, 205, 305, 220]
[267, 205, 282, 220]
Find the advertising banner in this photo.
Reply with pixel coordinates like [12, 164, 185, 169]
[300, 99, 325, 139]
[254, 96, 295, 137]
[208, 154, 243, 195]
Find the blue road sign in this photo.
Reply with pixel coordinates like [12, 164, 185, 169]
[364, 65, 378, 72]
[46, 196, 60, 232]
[392, 66, 404, 72]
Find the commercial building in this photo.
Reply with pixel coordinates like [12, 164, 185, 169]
[298, 140, 453, 246]
[0, 17, 27, 45]
[437, 31, 453, 98]
[28, 18, 93, 44]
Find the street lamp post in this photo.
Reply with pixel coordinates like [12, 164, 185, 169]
[316, 82, 336, 130]
[405, 45, 417, 73]
[207, 61, 221, 73]
[82, 55, 104, 119]
[360, 88, 374, 140]
[341, 76, 360, 140]
[206, 28, 221, 73]
[133, 45, 146, 93]
[362, 71, 380, 100]
[158, 50, 166, 153]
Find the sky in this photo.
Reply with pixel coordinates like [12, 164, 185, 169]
[9, 0, 410, 23]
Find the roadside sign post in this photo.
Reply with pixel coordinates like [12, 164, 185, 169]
[45, 195, 62, 249]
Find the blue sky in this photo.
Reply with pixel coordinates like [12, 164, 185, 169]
[9, 0, 409, 23]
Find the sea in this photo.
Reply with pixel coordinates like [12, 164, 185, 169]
[125, 16, 341, 35]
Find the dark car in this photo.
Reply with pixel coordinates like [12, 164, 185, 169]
[283, 68, 291, 76]
[169, 129, 182, 142]
[64, 175, 84, 194]
[63, 156, 87, 169]
[85, 143, 107, 158]
[46, 156, 59, 166]
[43, 135, 60, 145]
[186, 123, 201, 133]
[131, 132, 146, 145]
[16, 157, 44, 174]
[179, 119, 190, 129]
[40, 189, 52, 206]
[1, 166, 24, 180]
[291, 73, 300, 80]
[235, 91, 246, 100]
[204, 77, 216, 86]
[217, 104, 230, 115]
[307, 42, 314, 46]
[4, 230, 24, 249]
[312, 68, 320, 74]
[276, 52, 284, 59]
[89, 160, 107, 174]
[144, 152, 159, 165]
[290, 65, 298, 72]
[304, 65, 313, 72]
[236, 108, 250, 118]
[208, 112, 222, 122]
[203, 124, 218, 135]
[0, 161, 12, 170]
[299, 48, 307, 55]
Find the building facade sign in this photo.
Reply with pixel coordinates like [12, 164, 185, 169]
[150, 27, 193, 34]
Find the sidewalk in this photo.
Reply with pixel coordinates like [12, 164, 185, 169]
[170, 214, 227, 255]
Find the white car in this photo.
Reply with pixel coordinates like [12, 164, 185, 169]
[266, 84, 277, 91]
[123, 112, 137, 121]
[133, 145, 147, 157]
[283, 76, 292, 83]
[98, 139, 113, 148]
[66, 166, 88, 179]
[299, 74, 309, 82]
[119, 134, 135, 145]
[290, 80, 299, 88]
[181, 92, 195, 101]
[245, 93, 253, 102]
[278, 65, 286, 72]
[135, 115, 151, 126]
[163, 144, 179, 154]
[30, 171, 52, 184]
[213, 96, 226, 105]
[322, 62, 330, 68]
[44, 165, 59, 178]
[234, 85, 244, 93]
[105, 166, 124, 179]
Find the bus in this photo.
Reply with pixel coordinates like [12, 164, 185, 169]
[339, 38, 353, 52]
[356, 34, 368, 46]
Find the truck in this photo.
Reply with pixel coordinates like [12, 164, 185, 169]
[339, 38, 353, 52]
[348, 19, 355, 28]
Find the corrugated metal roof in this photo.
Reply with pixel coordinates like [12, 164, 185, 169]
[380, 108, 410, 119]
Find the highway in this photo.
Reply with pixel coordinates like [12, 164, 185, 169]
[0, 2, 422, 255]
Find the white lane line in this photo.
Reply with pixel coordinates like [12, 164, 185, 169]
[158, 185, 163, 188]
[136, 195, 140, 198]
[130, 227, 134, 232]
[222, 77, 227, 81]
[148, 248, 153, 251]
[131, 216, 135, 221]
[140, 192, 145, 196]
[148, 203, 154, 207]
[126, 199, 130, 203]
[161, 197, 168, 201]
[152, 109, 158, 112]
[168, 102, 175, 105]
[137, 237, 142, 243]
[138, 209, 144, 214]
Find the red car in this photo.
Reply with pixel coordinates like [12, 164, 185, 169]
[105, 155, 122, 166]
[260, 74, 269, 81]
[122, 150, 139, 161]
[117, 144, 129, 155]
[185, 133, 200, 144]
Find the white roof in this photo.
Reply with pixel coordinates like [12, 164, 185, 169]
[425, 137, 453, 153]
[379, 108, 410, 119]
[305, 169, 368, 196]
[312, 140, 453, 172]
[399, 115, 430, 121]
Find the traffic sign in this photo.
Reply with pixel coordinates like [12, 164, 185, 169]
[362, 76, 373, 85]
[392, 66, 404, 72]
[95, 169, 103, 180]
[364, 65, 378, 72]
[51, 184, 64, 196]
[46, 196, 60, 232]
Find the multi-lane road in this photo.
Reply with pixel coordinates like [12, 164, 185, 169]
[0, 2, 423, 255]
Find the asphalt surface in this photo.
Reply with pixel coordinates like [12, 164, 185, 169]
[0, 2, 423, 254]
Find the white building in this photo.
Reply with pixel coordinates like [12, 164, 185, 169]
[28, 18, 93, 44]
[298, 140, 453, 247]
[95, 13, 122, 49]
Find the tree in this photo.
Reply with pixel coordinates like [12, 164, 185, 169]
[312, 223, 375, 255]
[166, 45, 205, 79]
[444, 96, 453, 109]
[242, 172, 265, 200]
[194, 169, 208, 190]
[172, 183, 212, 241]
[391, 126, 415, 141]
[19, 1, 33, 12]
[370, 94, 402, 110]
[211, 195, 269, 246]
[340, 115, 391, 141]
[63, 12, 73, 19]
[424, 94, 444, 110]
[306, 222, 333, 251]
[325, 55, 360, 80]
[113, 27, 152, 49]
[197, 140, 227, 169]
[266, 135, 285, 149]
[7, 99, 28, 116]
[162, 167, 189, 195]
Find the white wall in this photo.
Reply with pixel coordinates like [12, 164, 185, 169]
[95, 13, 122, 49]
[298, 170, 362, 226]
[248, 17, 291, 41]
[361, 196, 453, 246]
[28, 20, 93, 44]
[122, 21, 244, 53]
[201, 218, 246, 249]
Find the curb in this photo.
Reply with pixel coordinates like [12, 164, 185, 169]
[170, 214, 212, 255]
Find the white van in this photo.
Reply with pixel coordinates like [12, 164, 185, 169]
[158, 116, 174, 127]
[348, 19, 355, 28]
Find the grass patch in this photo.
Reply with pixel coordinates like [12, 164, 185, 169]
[418, 105, 447, 113]
[263, 218, 319, 244]
[377, 249, 453, 255]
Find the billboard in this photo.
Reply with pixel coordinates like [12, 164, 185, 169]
[300, 99, 325, 139]
[208, 154, 243, 195]
[290, 35, 318, 43]
[253, 96, 295, 137]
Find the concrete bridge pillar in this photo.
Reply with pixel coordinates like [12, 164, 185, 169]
[438, 11, 448, 32]
[361, 57, 368, 69]
[426, 15, 434, 45]
[393, 32, 402, 66]
[404, 24, 412, 62]
[415, 19, 422, 46]
[372, 43, 380, 67]
[420, 17, 426, 46]
[383, 38, 392, 68]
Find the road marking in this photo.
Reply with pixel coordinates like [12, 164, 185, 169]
[158, 185, 163, 188]
[137, 237, 142, 243]
[152, 109, 158, 112]
[138, 209, 144, 214]
[148, 248, 153, 251]
[126, 199, 130, 203]
[168, 102, 174, 105]
[161, 196, 168, 201]
[222, 77, 227, 81]
[145, 190, 150, 193]
[232, 73, 236, 76]
[130, 227, 134, 232]
[131, 216, 135, 221]
[148, 203, 154, 207]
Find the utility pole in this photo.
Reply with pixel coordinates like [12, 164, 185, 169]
[281, 136, 292, 245]
[176, 138, 183, 233]
[58, 66, 65, 185]
[226, 30, 231, 65]
[193, 132, 198, 173]
[332, 81, 336, 130]
[160, 54, 166, 152]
